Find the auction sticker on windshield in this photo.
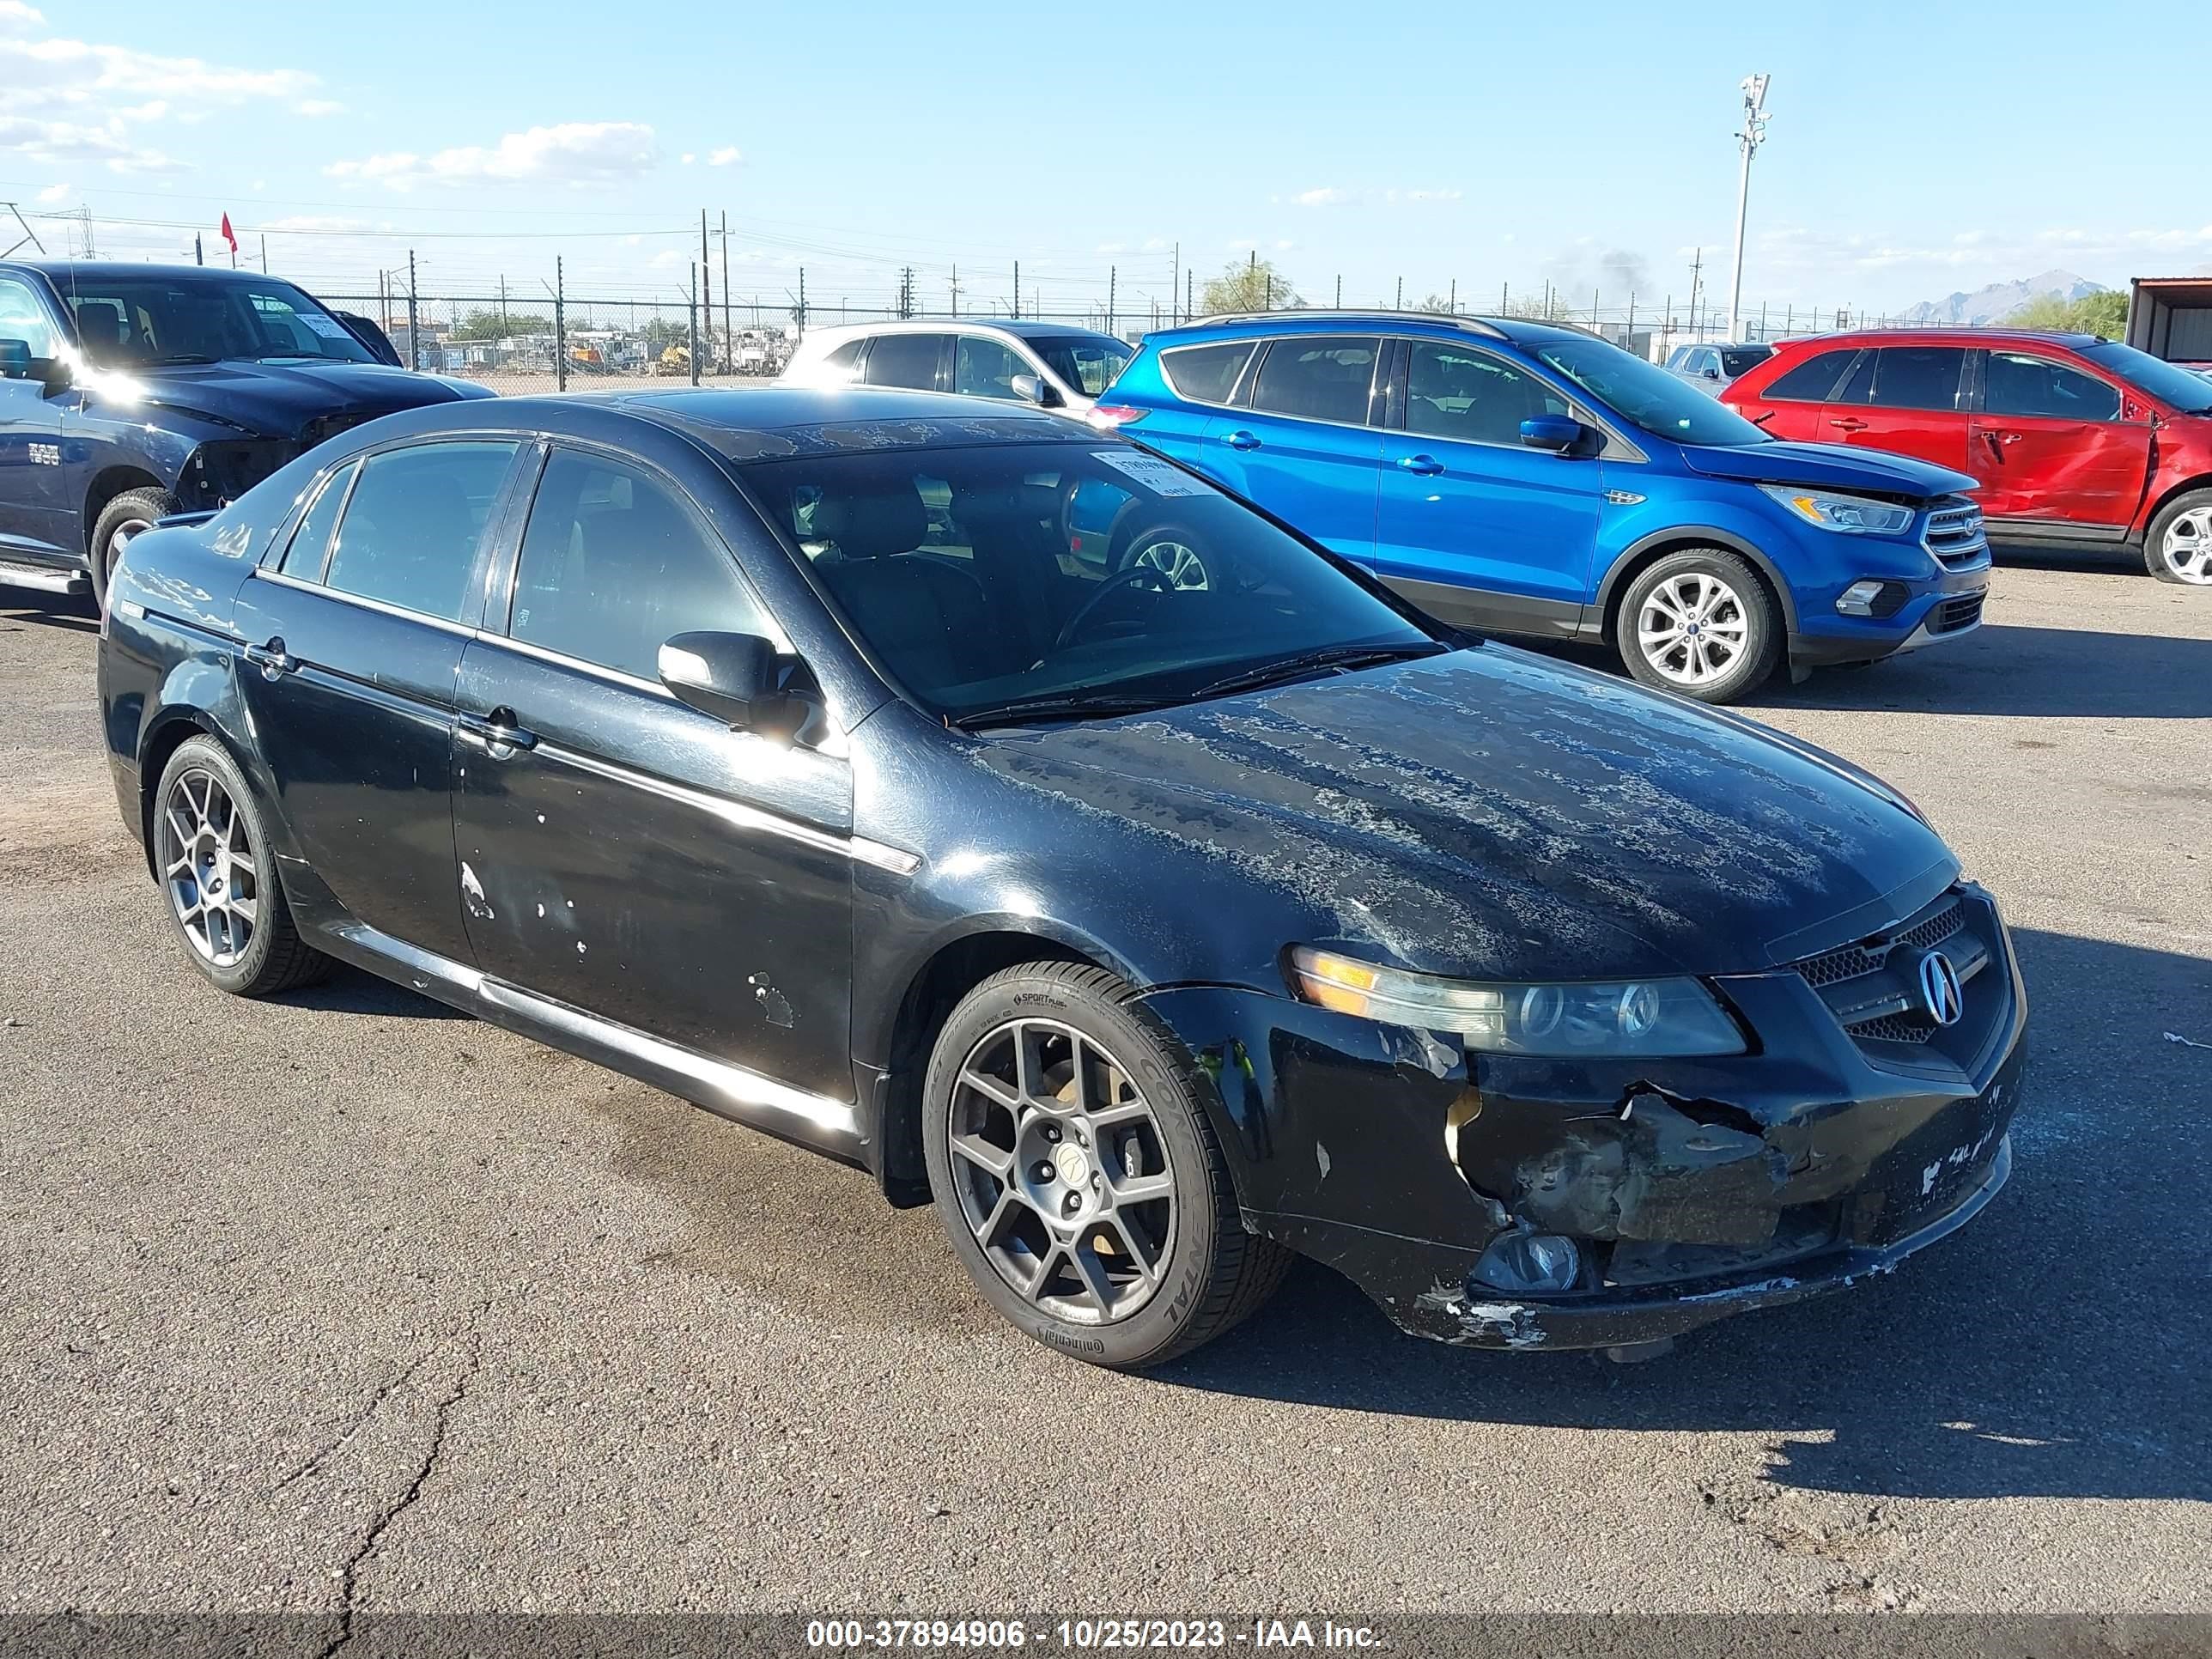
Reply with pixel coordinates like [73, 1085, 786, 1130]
[301, 313, 353, 339]
[1092, 450, 1209, 496]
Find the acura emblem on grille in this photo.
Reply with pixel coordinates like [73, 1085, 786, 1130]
[1917, 950, 1964, 1027]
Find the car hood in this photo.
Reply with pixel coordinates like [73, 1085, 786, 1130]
[116, 360, 485, 439]
[975, 646, 1955, 981]
[1682, 438, 1977, 499]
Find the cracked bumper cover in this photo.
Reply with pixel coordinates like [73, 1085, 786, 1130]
[1136, 892, 2027, 1352]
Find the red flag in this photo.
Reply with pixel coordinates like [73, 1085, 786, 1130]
[219, 213, 239, 255]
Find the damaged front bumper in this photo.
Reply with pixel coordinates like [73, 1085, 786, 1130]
[1138, 882, 2027, 1353]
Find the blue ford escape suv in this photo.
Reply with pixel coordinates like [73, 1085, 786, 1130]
[1093, 313, 1992, 703]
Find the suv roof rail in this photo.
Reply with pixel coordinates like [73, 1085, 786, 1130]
[1192, 308, 1510, 339]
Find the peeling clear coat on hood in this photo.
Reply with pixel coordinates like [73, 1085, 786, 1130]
[968, 645, 1954, 981]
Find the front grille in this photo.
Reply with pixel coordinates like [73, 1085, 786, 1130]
[1792, 889, 2007, 1066]
[1923, 497, 1989, 566]
[1934, 592, 1985, 634]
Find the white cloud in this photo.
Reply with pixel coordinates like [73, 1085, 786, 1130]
[262, 213, 367, 233]
[326, 121, 660, 191]
[707, 145, 740, 167]
[1094, 240, 1127, 255]
[295, 99, 342, 117]
[0, 113, 179, 172]
[1296, 185, 1462, 208]
[34, 179, 68, 202]
[0, 2, 45, 33]
[1294, 186, 1349, 207]
[680, 152, 696, 165]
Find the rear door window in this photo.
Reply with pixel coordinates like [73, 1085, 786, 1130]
[1837, 346, 1968, 411]
[1248, 337, 1381, 425]
[1984, 352, 2121, 422]
[1760, 349, 1859, 402]
[1158, 341, 1254, 404]
[324, 441, 519, 622]
[276, 459, 357, 576]
[864, 333, 946, 390]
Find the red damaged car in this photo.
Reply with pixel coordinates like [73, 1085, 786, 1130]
[1724, 329, 2212, 585]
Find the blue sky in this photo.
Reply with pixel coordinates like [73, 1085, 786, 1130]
[3, 0, 2206, 321]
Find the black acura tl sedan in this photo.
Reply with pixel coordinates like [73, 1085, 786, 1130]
[96, 387, 2027, 1367]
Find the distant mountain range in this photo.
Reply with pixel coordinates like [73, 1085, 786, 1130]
[1902, 270, 2109, 327]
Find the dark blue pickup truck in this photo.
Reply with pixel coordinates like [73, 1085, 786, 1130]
[0, 260, 490, 605]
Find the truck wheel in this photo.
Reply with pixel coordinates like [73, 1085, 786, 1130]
[91, 487, 179, 607]
[1619, 548, 1783, 703]
[2145, 489, 2212, 585]
[921, 962, 1290, 1369]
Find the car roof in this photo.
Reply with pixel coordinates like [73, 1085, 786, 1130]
[2, 259, 303, 286]
[1134, 310, 1602, 350]
[801, 318, 1121, 343]
[1771, 327, 2107, 351]
[355, 386, 1088, 462]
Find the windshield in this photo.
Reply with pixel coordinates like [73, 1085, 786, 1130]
[63, 276, 376, 369]
[2080, 341, 2212, 413]
[744, 441, 1437, 725]
[1533, 335, 1773, 447]
[1030, 333, 1133, 398]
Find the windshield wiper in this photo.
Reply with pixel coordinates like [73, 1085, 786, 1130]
[1192, 641, 1444, 702]
[951, 690, 1185, 731]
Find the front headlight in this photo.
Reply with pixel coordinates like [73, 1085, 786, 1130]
[1759, 484, 1915, 537]
[1288, 947, 1746, 1056]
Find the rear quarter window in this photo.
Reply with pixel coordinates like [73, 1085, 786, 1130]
[1159, 341, 1255, 404]
[1759, 349, 1858, 402]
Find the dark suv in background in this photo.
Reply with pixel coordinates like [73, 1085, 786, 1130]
[0, 260, 488, 605]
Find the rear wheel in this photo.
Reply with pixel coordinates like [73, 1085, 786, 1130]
[91, 486, 179, 608]
[921, 963, 1290, 1368]
[152, 737, 331, 997]
[1618, 548, 1782, 703]
[2145, 489, 2212, 585]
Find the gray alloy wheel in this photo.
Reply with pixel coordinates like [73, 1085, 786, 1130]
[2149, 495, 2212, 585]
[149, 736, 331, 997]
[1130, 538, 1210, 592]
[921, 962, 1291, 1368]
[160, 765, 261, 968]
[945, 1015, 1180, 1325]
[1618, 547, 1783, 704]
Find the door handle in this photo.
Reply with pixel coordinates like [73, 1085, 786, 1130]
[241, 637, 297, 679]
[1397, 453, 1445, 477]
[1223, 428, 1261, 451]
[1828, 417, 1868, 433]
[1990, 430, 2022, 445]
[459, 708, 539, 755]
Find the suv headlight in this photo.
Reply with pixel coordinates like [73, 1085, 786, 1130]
[1288, 948, 1746, 1056]
[1759, 485, 1915, 536]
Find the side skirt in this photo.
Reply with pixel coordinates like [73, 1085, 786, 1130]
[303, 903, 866, 1167]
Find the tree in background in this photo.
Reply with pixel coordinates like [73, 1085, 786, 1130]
[2007, 290, 2129, 339]
[1414, 293, 1456, 314]
[450, 307, 550, 341]
[1199, 257, 1301, 315]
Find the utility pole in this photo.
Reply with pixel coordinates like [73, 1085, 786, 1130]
[554, 257, 567, 392]
[700, 210, 713, 373]
[194, 234, 204, 266]
[1184, 269, 1192, 322]
[1686, 249, 1704, 339]
[1395, 276, 1403, 309]
[499, 276, 508, 334]
[1107, 265, 1115, 334]
[720, 210, 732, 370]
[406, 249, 419, 371]
[949, 264, 960, 318]
[1449, 277, 1456, 313]
[1334, 274, 1342, 307]
[1012, 260, 1020, 320]
[1170, 241, 1179, 325]
[689, 264, 701, 386]
[1725, 74, 1771, 344]
[797, 266, 806, 338]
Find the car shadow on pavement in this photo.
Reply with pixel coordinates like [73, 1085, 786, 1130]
[286, 963, 471, 1020]
[1154, 926, 2212, 1504]
[1522, 624, 2212, 720]
[0, 592, 99, 635]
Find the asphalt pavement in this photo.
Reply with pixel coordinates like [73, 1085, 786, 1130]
[0, 558, 2206, 1628]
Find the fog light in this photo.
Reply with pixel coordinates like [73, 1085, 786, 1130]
[1836, 579, 1907, 618]
[1471, 1231, 1582, 1294]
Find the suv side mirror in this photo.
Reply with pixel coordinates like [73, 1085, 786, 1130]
[0, 339, 31, 380]
[658, 630, 800, 734]
[1009, 373, 1048, 405]
[1519, 414, 1585, 453]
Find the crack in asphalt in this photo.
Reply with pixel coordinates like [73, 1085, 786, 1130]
[314, 1304, 490, 1659]
[273, 1346, 441, 1492]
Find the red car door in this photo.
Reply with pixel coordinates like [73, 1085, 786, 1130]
[1820, 345, 1972, 472]
[1970, 349, 2151, 528]
[1729, 344, 1858, 441]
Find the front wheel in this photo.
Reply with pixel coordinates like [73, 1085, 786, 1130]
[2145, 489, 2212, 585]
[91, 486, 179, 608]
[921, 963, 1290, 1369]
[1618, 548, 1783, 703]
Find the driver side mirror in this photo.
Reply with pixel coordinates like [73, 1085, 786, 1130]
[1009, 373, 1061, 408]
[1519, 414, 1586, 453]
[658, 630, 803, 736]
[0, 339, 31, 380]
[1701, 366, 1721, 380]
